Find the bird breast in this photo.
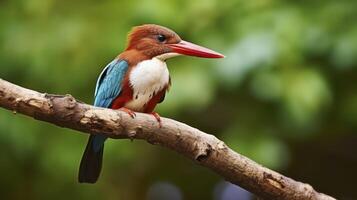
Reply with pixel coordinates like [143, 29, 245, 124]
[125, 57, 170, 112]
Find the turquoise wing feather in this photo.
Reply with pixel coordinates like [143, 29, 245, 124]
[92, 59, 129, 151]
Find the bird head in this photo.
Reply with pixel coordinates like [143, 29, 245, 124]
[125, 24, 224, 61]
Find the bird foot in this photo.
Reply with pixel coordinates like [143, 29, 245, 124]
[119, 107, 136, 118]
[150, 112, 162, 128]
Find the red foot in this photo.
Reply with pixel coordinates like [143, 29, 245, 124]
[151, 112, 162, 128]
[119, 107, 136, 118]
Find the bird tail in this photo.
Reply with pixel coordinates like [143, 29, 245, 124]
[78, 135, 104, 183]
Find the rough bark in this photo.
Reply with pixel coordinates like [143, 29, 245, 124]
[0, 78, 335, 200]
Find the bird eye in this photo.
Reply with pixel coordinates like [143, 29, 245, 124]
[157, 34, 166, 42]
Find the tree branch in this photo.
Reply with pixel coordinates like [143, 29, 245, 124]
[0, 78, 335, 200]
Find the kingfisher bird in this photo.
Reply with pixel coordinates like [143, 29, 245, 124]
[78, 24, 224, 183]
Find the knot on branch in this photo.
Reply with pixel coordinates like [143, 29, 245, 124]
[263, 172, 285, 190]
[126, 125, 143, 141]
[64, 94, 77, 109]
[195, 142, 212, 162]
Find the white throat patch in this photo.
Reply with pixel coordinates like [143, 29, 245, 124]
[155, 53, 181, 61]
[125, 57, 170, 111]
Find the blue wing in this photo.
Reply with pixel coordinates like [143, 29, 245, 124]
[94, 59, 129, 108]
[92, 59, 129, 152]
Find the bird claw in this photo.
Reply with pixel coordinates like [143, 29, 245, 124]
[119, 107, 136, 118]
[151, 112, 162, 128]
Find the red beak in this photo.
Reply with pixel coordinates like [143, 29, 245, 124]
[168, 40, 225, 58]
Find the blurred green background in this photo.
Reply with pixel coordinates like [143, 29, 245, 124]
[1, 0, 357, 199]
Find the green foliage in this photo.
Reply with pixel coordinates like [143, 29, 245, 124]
[1, 0, 356, 199]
